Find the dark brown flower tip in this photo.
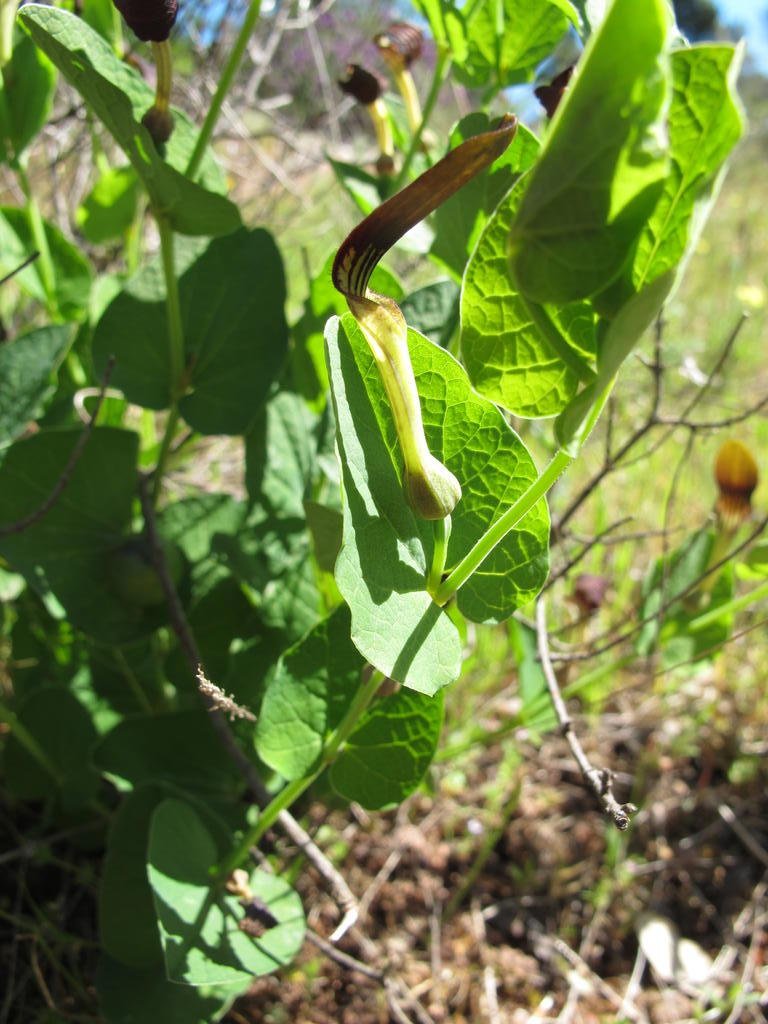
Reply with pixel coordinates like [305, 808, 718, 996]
[141, 105, 174, 146]
[570, 573, 609, 616]
[333, 113, 518, 299]
[715, 439, 758, 529]
[338, 64, 385, 106]
[375, 152, 396, 177]
[534, 65, 574, 119]
[113, 0, 178, 42]
[374, 22, 424, 70]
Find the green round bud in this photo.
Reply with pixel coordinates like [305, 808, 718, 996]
[107, 536, 184, 608]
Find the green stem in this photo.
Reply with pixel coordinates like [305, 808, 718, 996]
[689, 578, 768, 634]
[157, 215, 184, 392]
[110, 2, 124, 57]
[151, 406, 180, 507]
[0, 703, 59, 779]
[152, 215, 185, 505]
[427, 515, 450, 595]
[435, 449, 573, 606]
[216, 670, 384, 878]
[0, 1, 16, 68]
[185, 0, 263, 180]
[393, 45, 452, 191]
[16, 164, 58, 316]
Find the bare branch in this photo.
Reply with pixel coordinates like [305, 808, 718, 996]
[535, 598, 635, 830]
[551, 512, 768, 664]
[0, 356, 116, 538]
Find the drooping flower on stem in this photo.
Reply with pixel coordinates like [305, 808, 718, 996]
[112, 0, 178, 146]
[338, 64, 395, 176]
[374, 22, 424, 135]
[333, 115, 518, 520]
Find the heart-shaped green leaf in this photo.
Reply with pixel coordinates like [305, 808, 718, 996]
[19, 5, 240, 237]
[148, 799, 305, 986]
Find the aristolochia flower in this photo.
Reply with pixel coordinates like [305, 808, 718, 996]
[374, 22, 424, 134]
[333, 115, 518, 520]
[338, 64, 394, 174]
[714, 439, 758, 530]
[113, 0, 178, 42]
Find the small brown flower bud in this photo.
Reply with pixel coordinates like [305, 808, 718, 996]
[338, 64, 384, 106]
[375, 152, 396, 176]
[374, 22, 424, 71]
[715, 439, 758, 530]
[142, 105, 174, 146]
[113, 0, 178, 42]
[534, 65, 574, 119]
[570, 573, 609, 616]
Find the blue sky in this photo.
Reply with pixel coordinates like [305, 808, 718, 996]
[715, 0, 767, 68]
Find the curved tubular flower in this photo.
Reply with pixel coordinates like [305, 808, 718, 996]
[338, 64, 394, 173]
[714, 439, 758, 531]
[374, 23, 425, 134]
[332, 115, 518, 520]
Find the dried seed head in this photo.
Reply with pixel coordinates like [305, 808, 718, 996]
[534, 65, 575, 119]
[374, 22, 424, 71]
[715, 439, 758, 529]
[338, 64, 385, 106]
[113, 0, 178, 42]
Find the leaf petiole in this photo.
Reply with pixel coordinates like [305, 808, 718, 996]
[434, 449, 573, 606]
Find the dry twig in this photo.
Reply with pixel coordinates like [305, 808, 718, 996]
[535, 598, 635, 830]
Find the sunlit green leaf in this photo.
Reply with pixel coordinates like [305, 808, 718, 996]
[508, 0, 671, 304]
[0, 205, 92, 318]
[330, 687, 444, 809]
[256, 605, 364, 781]
[19, 5, 239, 236]
[0, 30, 56, 165]
[431, 114, 539, 279]
[326, 313, 549, 687]
[456, 0, 577, 89]
[76, 165, 140, 244]
[461, 175, 596, 418]
[92, 228, 288, 431]
[148, 799, 305, 985]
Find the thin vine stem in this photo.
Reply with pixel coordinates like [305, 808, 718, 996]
[427, 515, 450, 595]
[216, 670, 384, 878]
[16, 165, 57, 315]
[434, 449, 573, 606]
[185, 0, 263, 180]
[393, 45, 452, 192]
[152, 215, 185, 505]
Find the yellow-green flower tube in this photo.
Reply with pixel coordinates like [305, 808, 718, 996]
[333, 114, 518, 519]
